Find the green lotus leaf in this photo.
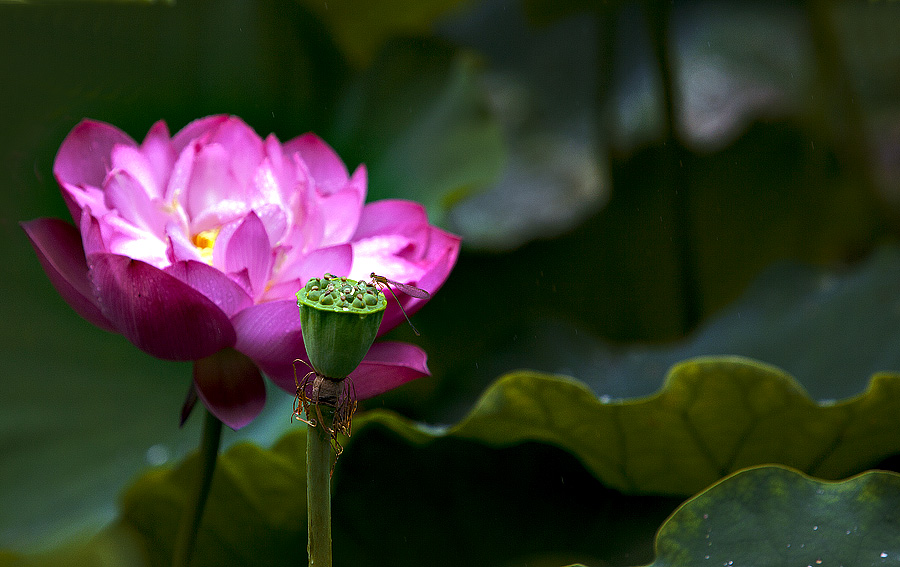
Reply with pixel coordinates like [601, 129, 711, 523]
[11, 358, 900, 566]
[434, 361, 900, 495]
[113, 423, 678, 567]
[0, 524, 144, 567]
[117, 434, 307, 567]
[5, 3, 900, 561]
[328, 38, 505, 226]
[296, 0, 470, 64]
[56, 359, 900, 566]
[522, 0, 615, 26]
[413, 242, 900, 426]
[647, 466, 900, 567]
[440, 1, 609, 251]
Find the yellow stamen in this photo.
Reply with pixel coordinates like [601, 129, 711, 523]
[192, 228, 220, 265]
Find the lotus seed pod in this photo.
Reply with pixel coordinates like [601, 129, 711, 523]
[297, 274, 387, 379]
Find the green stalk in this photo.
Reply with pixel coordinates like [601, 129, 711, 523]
[805, 0, 883, 216]
[644, 0, 701, 334]
[296, 274, 386, 566]
[306, 405, 334, 566]
[172, 408, 222, 567]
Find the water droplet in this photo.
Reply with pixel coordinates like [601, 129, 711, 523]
[813, 525, 818, 531]
[704, 555, 710, 560]
[881, 552, 888, 558]
[599, 395, 611, 403]
[817, 275, 836, 292]
[146, 443, 169, 466]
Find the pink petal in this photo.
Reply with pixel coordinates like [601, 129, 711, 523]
[375, 285, 418, 337]
[203, 117, 265, 187]
[140, 120, 175, 194]
[164, 139, 197, 205]
[59, 182, 110, 225]
[283, 133, 349, 194]
[252, 158, 286, 213]
[193, 348, 266, 430]
[263, 134, 295, 205]
[352, 199, 430, 241]
[171, 115, 230, 154]
[349, 164, 368, 202]
[21, 218, 115, 332]
[377, 227, 461, 335]
[103, 169, 166, 236]
[88, 253, 236, 360]
[53, 120, 137, 190]
[350, 341, 430, 400]
[184, 143, 244, 223]
[173, 116, 265, 192]
[94, 212, 168, 268]
[254, 203, 288, 247]
[191, 198, 252, 236]
[260, 277, 302, 302]
[316, 187, 365, 247]
[232, 299, 305, 392]
[79, 208, 108, 256]
[295, 243, 353, 287]
[290, 189, 323, 253]
[164, 260, 254, 317]
[348, 233, 425, 333]
[111, 144, 164, 200]
[227, 268, 254, 298]
[409, 227, 462, 293]
[349, 233, 422, 282]
[220, 212, 273, 297]
[263, 242, 351, 302]
[165, 221, 204, 263]
[409, 229, 461, 294]
[263, 134, 286, 179]
[421, 225, 462, 265]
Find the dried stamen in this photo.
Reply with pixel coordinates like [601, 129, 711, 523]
[291, 359, 358, 466]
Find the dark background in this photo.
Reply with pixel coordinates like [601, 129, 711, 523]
[2, 1, 900, 564]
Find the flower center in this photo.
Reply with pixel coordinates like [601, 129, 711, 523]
[192, 228, 220, 265]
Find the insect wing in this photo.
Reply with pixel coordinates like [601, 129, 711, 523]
[387, 280, 430, 299]
[371, 273, 431, 299]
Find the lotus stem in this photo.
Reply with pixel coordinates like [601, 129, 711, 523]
[172, 407, 222, 567]
[307, 405, 334, 566]
[644, 0, 701, 334]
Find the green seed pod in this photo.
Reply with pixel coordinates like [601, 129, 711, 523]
[297, 274, 387, 380]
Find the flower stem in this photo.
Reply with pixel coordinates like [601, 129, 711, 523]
[307, 405, 334, 567]
[643, 0, 701, 334]
[172, 408, 222, 567]
[805, 0, 880, 209]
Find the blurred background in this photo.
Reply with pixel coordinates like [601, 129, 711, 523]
[2, 0, 900, 564]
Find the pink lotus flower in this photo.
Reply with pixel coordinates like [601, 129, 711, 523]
[23, 115, 460, 429]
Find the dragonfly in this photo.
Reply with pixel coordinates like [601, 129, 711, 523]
[370, 272, 430, 336]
